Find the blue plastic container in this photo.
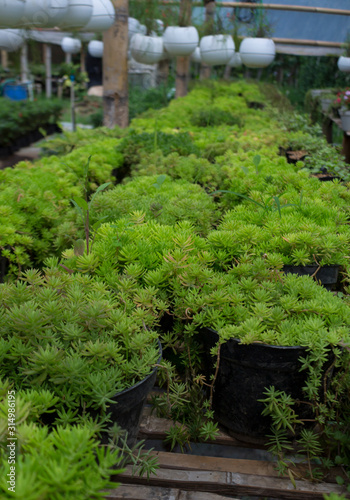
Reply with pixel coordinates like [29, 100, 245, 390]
[3, 84, 28, 101]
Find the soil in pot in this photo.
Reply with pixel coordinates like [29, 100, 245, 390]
[200, 327, 335, 442]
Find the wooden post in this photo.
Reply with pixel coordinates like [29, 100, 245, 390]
[157, 58, 170, 86]
[44, 44, 52, 98]
[80, 44, 86, 73]
[1, 50, 8, 69]
[65, 53, 72, 64]
[200, 0, 216, 80]
[322, 117, 333, 144]
[20, 43, 29, 83]
[342, 132, 350, 164]
[175, 0, 192, 98]
[103, 0, 129, 129]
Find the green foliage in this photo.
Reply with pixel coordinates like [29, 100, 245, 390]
[191, 108, 243, 128]
[0, 98, 62, 147]
[117, 129, 200, 168]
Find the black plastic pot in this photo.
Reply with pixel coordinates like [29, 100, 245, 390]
[283, 264, 340, 290]
[200, 327, 334, 440]
[103, 340, 162, 445]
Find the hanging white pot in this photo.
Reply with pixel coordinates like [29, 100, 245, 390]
[339, 109, 350, 131]
[0, 29, 24, 51]
[337, 56, 350, 73]
[239, 37, 275, 68]
[128, 17, 142, 43]
[163, 26, 199, 57]
[20, 0, 69, 28]
[88, 40, 103, 58]
[81, 0, 114, 32]
[0, 0, 26, 28]
[59, 0, 93, 30]
[200, 34, 235, 66]
[228, 52, 242, 68]
[130, 33, 164, 65]
[191, 46, 201, 63]
[61, 36, 82, 54]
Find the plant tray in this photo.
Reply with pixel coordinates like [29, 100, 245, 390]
[104, 406, 349, 500]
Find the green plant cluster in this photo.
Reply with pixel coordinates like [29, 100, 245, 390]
[0, 98, 62, 148]
[1, 80, 350, 493]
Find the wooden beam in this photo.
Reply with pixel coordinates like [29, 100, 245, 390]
[271, 38, 342, 48]
[104, 484, 240, 500]
[103, 0, 129, 129]
[117, 466, 349, 500]
[202, 2, 350, 16]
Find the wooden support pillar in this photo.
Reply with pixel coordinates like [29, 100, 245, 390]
[80, 45, 86, 73]
[103, 0, 129, 129]
[44, 44, 52, 98]
[322, 117, 333, 144]
[200, 0, 216, 80]
[1, 50, 8, 69]
[157, 58, 170, 86]
[20, 43, 29, 82]
[175, 56, 190, 98]
[175, 0, 192, 98]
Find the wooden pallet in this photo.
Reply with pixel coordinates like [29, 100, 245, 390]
[105, 409, 349, 500]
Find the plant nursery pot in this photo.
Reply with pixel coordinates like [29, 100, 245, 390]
[239, 37, 275, 69]
[339, 109, 350, 132]
[337, 56, 350, 73]
[130, 33, 164, 65]
[200, 327, 334, 440]
[102, 340, 162, 445]
[199, 35, 235, 66]
[282, 265, 340, 290]
[163, 26, 199, 57]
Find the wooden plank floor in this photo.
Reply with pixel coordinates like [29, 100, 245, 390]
[105, 409, 349, 500]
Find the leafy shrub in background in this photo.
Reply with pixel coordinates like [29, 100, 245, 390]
[0, 98, 62, 148]
[191, 107, 244, 128]
[117, 130, 199, 168]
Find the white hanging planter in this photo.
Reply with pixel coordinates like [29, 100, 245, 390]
[163, 26, 199, 57]
[228, 52, 242, 68]
[88, 40, 103, 58]
[81, 0, 114, 32]
[128, 17, 142, 43]
[200, 34, 235, 66]
[0, 29, 24, 52]
[59, 0, 93, 30]
[339, 109, 350, 131]
[130, 33, 164, 65]
[191, 46, 201, 63]
[0, 0, 26, 28]
[20, 0, 69, 28]
[239, 37, 275, 68]
[337, 56, 350, 73]
[61, 36, 82, 54]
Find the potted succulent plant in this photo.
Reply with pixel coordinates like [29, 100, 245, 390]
[0, 264, 163, 443]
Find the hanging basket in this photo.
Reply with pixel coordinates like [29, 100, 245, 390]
[337, 56, 350, 73]
[239, 37, 276, 68]
[130, 33, 164, 65]
[81, 0, 114, 32]
[228, 52, 242, 68]
[61, 36, 82, 54]
[200, 34, 235, 66]
[339, 109, 350, 131]
[20, 0, 69, 28]
[0, 29, 24, 52]
[163, 26, 199, 57]
[88, 40, 103, 58]
[0, 0, 26, 28]
[59, 0, 93, 30]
